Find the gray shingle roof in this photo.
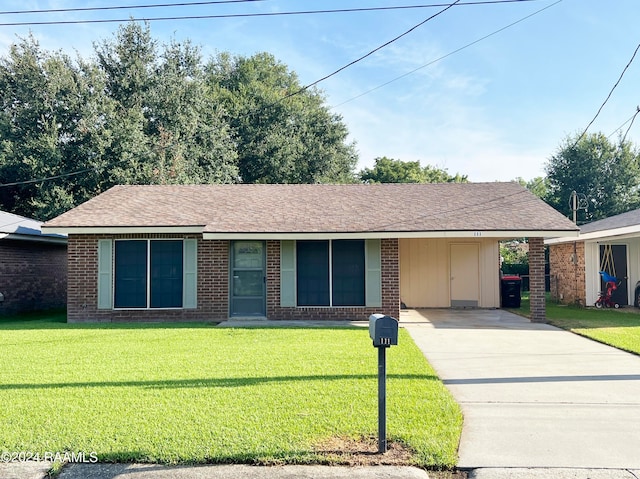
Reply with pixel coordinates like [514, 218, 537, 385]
[43, 183, 578, 235]
[580, 208, 640, 234]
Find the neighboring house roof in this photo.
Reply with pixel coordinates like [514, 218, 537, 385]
[43, 183, 579, 239]
[546, 207, 640, 245]
[0, 210, 67, 244]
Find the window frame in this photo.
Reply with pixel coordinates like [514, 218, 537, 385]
[113, 238, 185, 310]
[295, 239, 366, 307]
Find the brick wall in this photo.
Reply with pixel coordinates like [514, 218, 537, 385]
[67, 235, 401, 323]
[267, 238, 400, 321]
[67, 234, 229, 323]
[549, 241, 585, 306]
[529, 237, 546, 322]
[0, 239, 67, 315]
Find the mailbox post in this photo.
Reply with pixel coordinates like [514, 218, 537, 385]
[368, 314, 399, 454]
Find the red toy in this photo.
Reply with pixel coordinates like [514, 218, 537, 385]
[595, 271, 620, 309]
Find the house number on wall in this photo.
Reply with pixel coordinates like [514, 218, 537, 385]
[473, 232, 482, 237]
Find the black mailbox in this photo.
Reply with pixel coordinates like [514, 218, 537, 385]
[369, 314, 399, 347]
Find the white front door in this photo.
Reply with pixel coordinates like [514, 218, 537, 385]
[450, 243, 480, 307]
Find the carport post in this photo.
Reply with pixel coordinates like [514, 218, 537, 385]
[529, 237, 546, 322]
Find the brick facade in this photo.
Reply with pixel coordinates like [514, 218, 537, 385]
[549, 241, 586, 306]
[0, 239, 67, 315]
[267, 238, 400, 321]
[67, 234, 229, 322]
[67, 235, 400, 323]
[529, 237, 546, 322]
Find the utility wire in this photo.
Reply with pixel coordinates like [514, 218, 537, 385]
[573, 41, 640, 147]
[0, 1, 262, 16]
[282, 0, 463, 101]
[621, 106, 640, 143]
[0, 0, 539, 188]
[334, 0, 562, 107]
[0, 160, 129, 188]
[608, 110, 638, 138]
[0, 0, 543, 26]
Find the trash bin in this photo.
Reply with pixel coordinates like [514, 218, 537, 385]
[501, 275, 521, 308]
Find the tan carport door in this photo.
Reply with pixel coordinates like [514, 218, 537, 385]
[450, 243, 479, 307]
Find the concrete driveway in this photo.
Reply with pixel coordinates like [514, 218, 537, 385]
[402, 309, 640, 469]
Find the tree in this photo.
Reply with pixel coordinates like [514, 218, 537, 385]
[0, 23, 359, 220]
[0, 35, 114, 219]
[96, 23, 238, 187]
[205, 52, 357, 184]
[545, 133, 640, 222]
[359, 157, 468, 183]
[514, 176, 548, 199]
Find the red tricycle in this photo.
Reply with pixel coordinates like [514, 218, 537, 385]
[595, 271, 620, 309]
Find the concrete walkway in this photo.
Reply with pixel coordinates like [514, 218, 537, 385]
[402, 309, 640, 470]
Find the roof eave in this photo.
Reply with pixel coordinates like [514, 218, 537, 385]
[0, 232, 67, 244]
[41, 226, 205, 235]
[546, 223, 640, 245]
[202, 230, 580, 240]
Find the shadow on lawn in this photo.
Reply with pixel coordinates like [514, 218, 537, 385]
[0, 373, 437, 391]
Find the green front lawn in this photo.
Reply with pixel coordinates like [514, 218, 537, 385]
[515, 294, 640, 355]
[0, 313, 462, 467]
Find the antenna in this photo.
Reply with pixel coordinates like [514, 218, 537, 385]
[569, 191, 588, 224]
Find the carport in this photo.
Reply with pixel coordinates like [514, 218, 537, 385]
[399, 235, 569, 322]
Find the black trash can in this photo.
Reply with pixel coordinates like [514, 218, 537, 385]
[501, 275, 522, 308]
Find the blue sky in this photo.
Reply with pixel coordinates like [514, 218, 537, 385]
[0, 0, 638, 182]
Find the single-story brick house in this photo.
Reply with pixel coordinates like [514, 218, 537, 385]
[42, 183, 578, 323]
[0, 210, 67, 315]
[547, 208, 640, 307]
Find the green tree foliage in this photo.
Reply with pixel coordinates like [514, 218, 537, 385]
[205, 52, 357, 184]
[514, 176, 548, 199]
[359, 156, 468, 184]
[0, 23, 357, 220]
[545, 133, 640, 222]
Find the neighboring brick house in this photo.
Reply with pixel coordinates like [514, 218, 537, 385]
[547, 208, 640, 308]
[43, 183, 577, 323]
[0, 211, 67, 315]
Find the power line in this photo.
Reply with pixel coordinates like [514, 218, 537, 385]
[283, 0, 463, 100]
[0, 1, 261, 16]
[333, 0, 562, 108]
[0, 160, 128, 188]
[0, 0, 544, 26]
[573, 41, 640, 146]
[608, 110, 638, 138]
[621, 106, 640, 143]
[0, 0, 542, 189]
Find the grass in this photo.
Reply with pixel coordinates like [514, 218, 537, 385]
[0, 312, 462, 468]
[513, 294, 640, 355]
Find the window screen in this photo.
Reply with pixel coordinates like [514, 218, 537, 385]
[332, 240, 365, 306]
[150, 240, 183, 308]
[296, 240, 330, 306]
[114, 240, 147, 308]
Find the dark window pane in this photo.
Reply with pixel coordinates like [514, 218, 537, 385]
[114, 241, 147, 308]
[332, 240, 365, 306]
[150, 240, 183, 308]
[297, 241, 329, 306]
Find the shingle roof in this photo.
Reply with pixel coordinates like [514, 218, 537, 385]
[43, 183, 578, 236]
[580, 208, 640, 234]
